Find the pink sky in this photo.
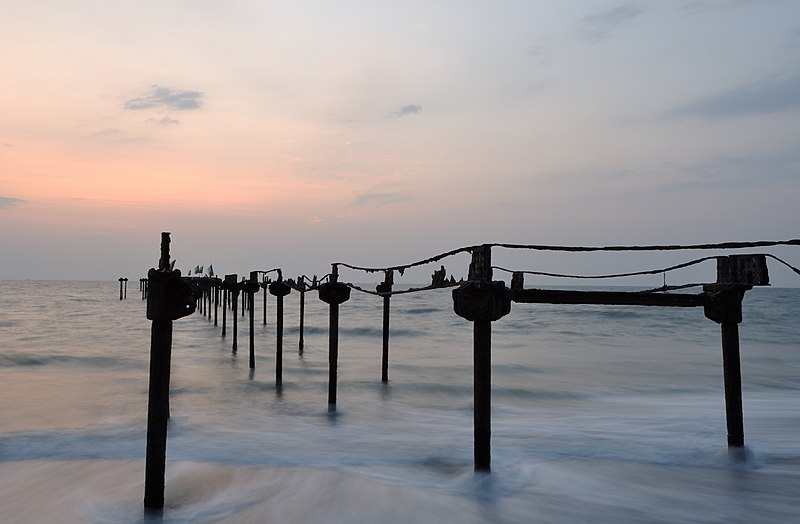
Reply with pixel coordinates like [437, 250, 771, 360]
[2, 1, 799, 285]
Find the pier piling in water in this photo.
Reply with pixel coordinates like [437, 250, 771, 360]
[703, 254, 769, 449]
[318, 265, 351, 409]
[143, 232, 197, 511]
[377, 270, 393, 383]
[452, 245, 511, 472]
[269, 275, 292, 384]
[297, 276, 306, 353]
[245, 273, 261, 369]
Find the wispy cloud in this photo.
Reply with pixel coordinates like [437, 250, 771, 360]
[124, 85, 203, 111]
[579, 3, 644, 44]
[527, 45, 552, 65]
[0, 196, 26, 209]
[146, 116, 180, 126]
[680, 0, 779, 15]
[790, 26, 800, 46]
[668, 73, 800, 119]
[662, 150, 800, 191]
[351, 191, 412, 207]
[388, 105, 422, 118]
[87, 128, 122, 138]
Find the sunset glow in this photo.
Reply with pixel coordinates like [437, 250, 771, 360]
[2, 1, 799, 283]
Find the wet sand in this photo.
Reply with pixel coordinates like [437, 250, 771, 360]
[3, 458, 799, 523]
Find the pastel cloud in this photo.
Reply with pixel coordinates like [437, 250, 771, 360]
[669, 73, 800, 119]
[389, 105, 422, 118]
[0, 197, 26, 209]
[351, 191, 412, 207]
[579, 3, 644, 44]
[124, 85, 203, 111]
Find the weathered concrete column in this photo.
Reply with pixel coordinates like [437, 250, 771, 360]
[452, 245, 511, 472]
[144, 232, 197, 511]
[318, 266, 351, 409]
[269, 279, 292, 384]
[377, 270, 394, 383]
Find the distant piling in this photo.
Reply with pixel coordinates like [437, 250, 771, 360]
[298, 276, 306, 353]
[231, 276, 240, 353]
[245, 273, 260, 369]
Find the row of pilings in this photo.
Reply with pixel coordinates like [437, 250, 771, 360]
[188, 270, 321, 382]
[141, 231, 799, 513]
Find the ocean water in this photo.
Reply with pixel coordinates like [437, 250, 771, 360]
[1, 280, 799, 523]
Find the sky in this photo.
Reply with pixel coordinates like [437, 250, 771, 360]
[2, 0, 800, 287]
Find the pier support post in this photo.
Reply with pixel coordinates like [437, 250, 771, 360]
[269, 277, 292, 385]
[212, 278, 220, 326]
[452, 245, 511, 472]
[377, 270, 394, 383]
[318, 265, 351, 409]
[144, 232, 196, 511]
[206, 279, 212, 320]
[262, 279, 269, 326]
[221, 277, 233, 337]
[298, 276, 306, 353]
[232, 284, 240, 353]
[703, 254, 769, 450]
[223, 275, 239, 351]
[245, 273, 261, 369]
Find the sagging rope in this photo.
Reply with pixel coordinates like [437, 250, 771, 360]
[333, 240, 800, 298]
[346, 280, 462, 297]
[492, 256, 720, 280]
[334, 239, 800, 275]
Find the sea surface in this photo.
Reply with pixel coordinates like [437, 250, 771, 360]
[1, 280, 799, 523]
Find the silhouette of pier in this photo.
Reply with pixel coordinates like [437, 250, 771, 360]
[141, 233, 800, 510]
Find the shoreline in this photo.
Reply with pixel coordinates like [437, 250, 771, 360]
[3, 457, 800, 523]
